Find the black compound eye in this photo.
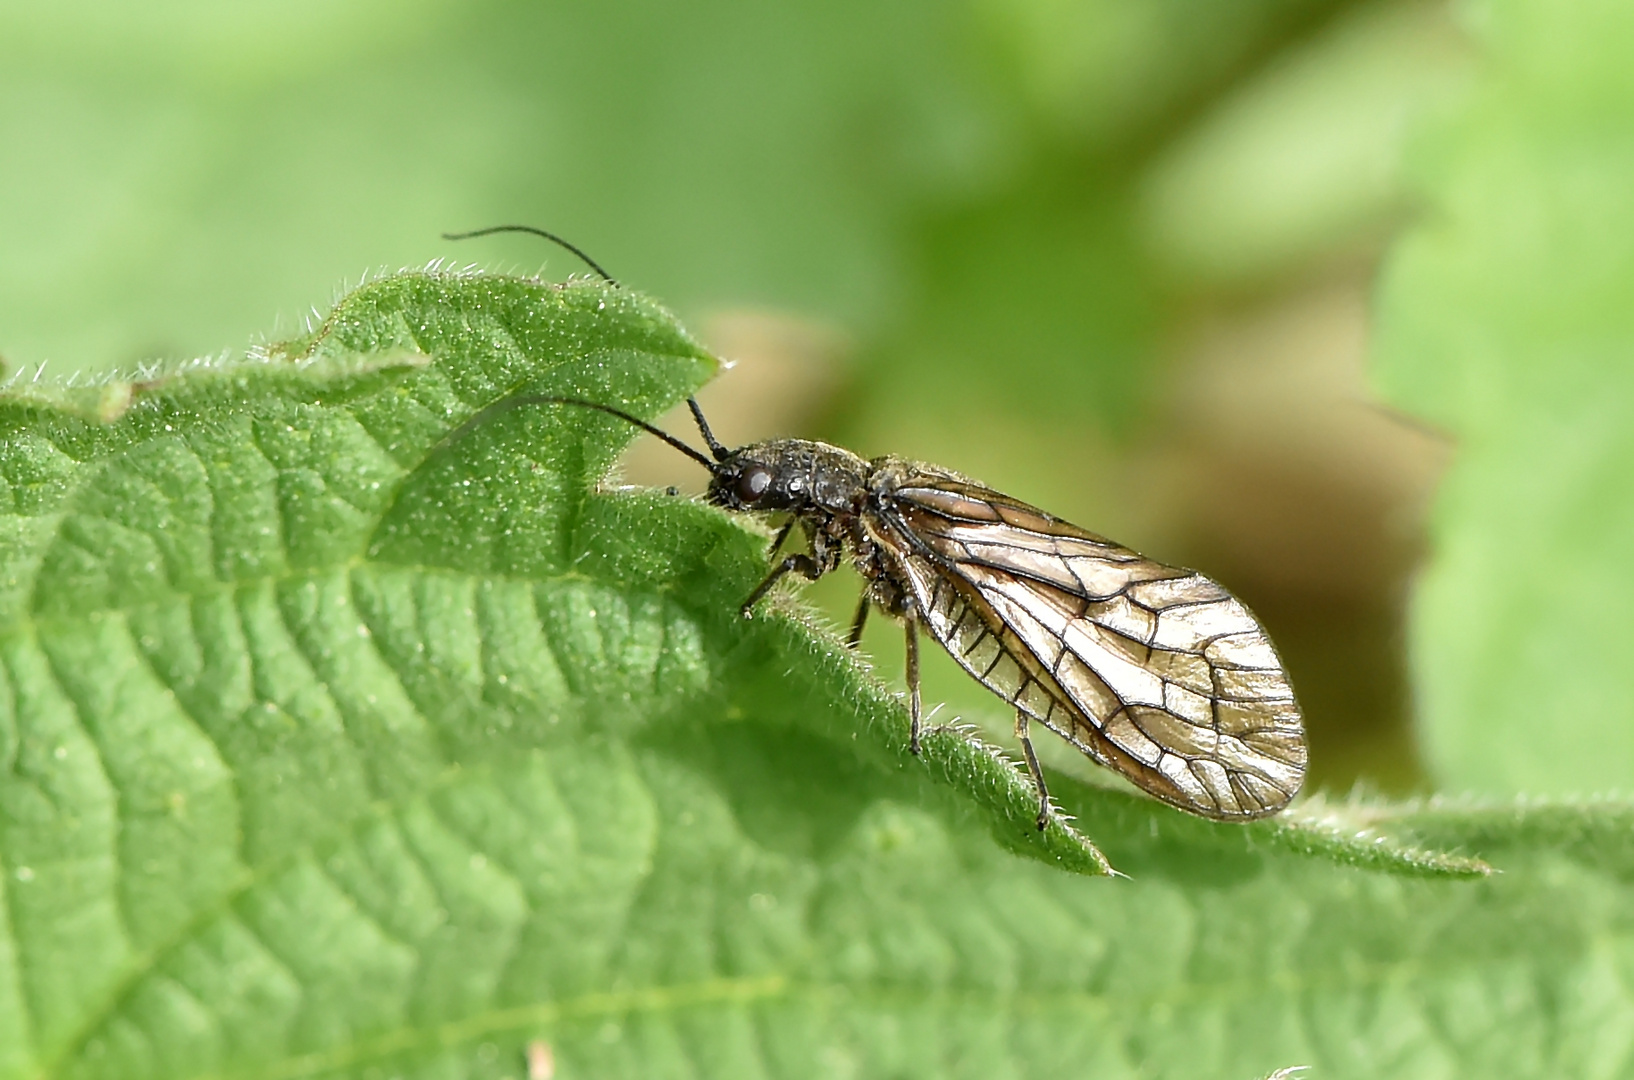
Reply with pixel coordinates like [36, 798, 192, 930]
[735, 465, 773, 503]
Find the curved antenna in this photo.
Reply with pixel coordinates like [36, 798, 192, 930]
[441, 225, 618, 285]
[435, 394, 721, 472]
[687, 397, 730, 461]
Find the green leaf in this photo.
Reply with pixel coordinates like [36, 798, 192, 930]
[1141, 1, 1472, 287]
[2, 268, 1630, 1080]
[1372, 0, 1634, 794]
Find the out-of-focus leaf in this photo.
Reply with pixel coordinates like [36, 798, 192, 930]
[1143, 1, 1472, 286]
[973, 0, 1343, 148]
[1373, 0, 1634, 793]
[0, 0, 1349, 378]
[0, 0, 994, 368]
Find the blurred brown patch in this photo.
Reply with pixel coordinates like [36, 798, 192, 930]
[1138, 277, 1448, 793]
[618, 310, 849, 491]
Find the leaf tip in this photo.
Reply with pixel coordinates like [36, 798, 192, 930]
[1269, 795, 1497, 878]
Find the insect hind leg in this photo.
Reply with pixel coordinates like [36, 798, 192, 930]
[1014, 710, 1052, 830]
[905, 616, 922, 754]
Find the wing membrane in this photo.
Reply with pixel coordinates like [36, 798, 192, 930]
[873, 474, 1305, 819]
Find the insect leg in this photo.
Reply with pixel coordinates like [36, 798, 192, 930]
[740, 526, 837, 616]
[739, 553, 826, 616]
[1014, 710, 1051, 830]
[767, 518, 795, 557]
[905, 617, 922, 755]
[847, 592, 870, 647]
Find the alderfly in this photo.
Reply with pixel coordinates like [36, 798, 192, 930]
[471, 392, 1308, 830]
[443, 227, 1307, 829]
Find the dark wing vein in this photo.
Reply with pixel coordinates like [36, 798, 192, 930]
[872, 477, 1305, 819]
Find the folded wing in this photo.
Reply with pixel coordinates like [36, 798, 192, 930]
[873, 475, 1306, 819]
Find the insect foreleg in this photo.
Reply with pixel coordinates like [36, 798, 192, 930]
[739, 525, 838, 617]
[766, 518, 795, 557]
[1014, 710, 1051, 830]
[739, 552, 826, 616]
[905, 617, 922, 755]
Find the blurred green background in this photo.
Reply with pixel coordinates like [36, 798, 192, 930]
[2, 0, 1628, 801]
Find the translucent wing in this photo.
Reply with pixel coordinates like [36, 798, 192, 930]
[869, 470, 1305, 819]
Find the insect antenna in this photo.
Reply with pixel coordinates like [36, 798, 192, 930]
[432, 394, 722, 474]
[687, 397, 731, 461]
[441, 225, 618, 286]
[541, 396, 723, 471]
[433, 229, 727, 472]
